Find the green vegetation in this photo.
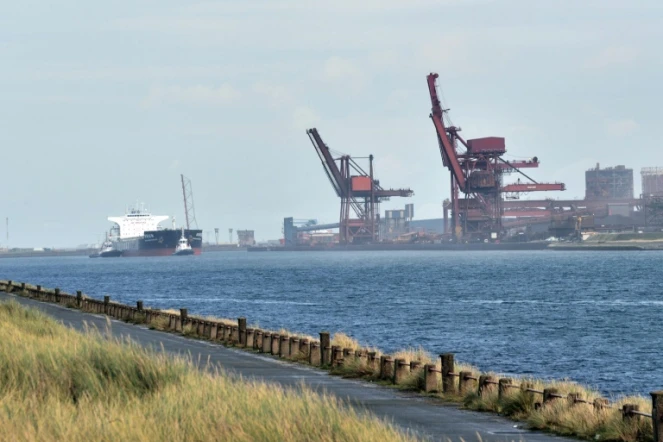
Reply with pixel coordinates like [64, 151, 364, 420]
[0, 301, 416, 442]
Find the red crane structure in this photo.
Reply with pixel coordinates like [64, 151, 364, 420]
[426, 73, 565, 240]
[307, 128, 414, 244]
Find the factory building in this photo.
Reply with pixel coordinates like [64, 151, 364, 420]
[585, 164, 633, 200]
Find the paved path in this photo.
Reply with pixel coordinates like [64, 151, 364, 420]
[0, 292, 571, 442]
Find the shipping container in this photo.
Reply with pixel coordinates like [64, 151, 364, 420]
[466, 137, 506, 154]
[351, 176, 372, 192]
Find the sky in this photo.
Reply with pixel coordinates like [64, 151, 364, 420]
[1, 0, 662, 248]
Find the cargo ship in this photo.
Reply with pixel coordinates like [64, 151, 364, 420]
[107, 205, 202, 257]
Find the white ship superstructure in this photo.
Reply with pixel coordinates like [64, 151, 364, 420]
[108, 205, 169, 240]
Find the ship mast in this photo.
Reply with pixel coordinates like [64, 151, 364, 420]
[180, 174, 198, 230]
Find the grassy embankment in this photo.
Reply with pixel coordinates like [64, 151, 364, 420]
[147, 309, 653, 442]
[0, 301, 416, 442]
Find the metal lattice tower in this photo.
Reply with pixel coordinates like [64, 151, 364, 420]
[180, 174, 198, 230]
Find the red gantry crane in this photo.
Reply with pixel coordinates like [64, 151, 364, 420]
[426, 73, 565, 240]
[307, 128, 414, 244]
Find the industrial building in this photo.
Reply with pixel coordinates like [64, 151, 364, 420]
[236, 230, 256, 247]
[585, 164, 634, 200]
[642, 167, 663, 196]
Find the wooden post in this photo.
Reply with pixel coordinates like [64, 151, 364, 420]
[380, 356, 394, 380]
[478, 375, 498, 398]
[567, 392, 581, 406]
[180, 308, 188, 322]
[424, 364, 439, 393]
[309, 342, 321, 366]
[238, 317, 247, 347]
[594, 398, 609, 412]
[104, 296, 110, 313]
[543, 388, 560, 405]
[231, 326, 239, 344]
[367, 352, 377, 371]
[289, 337, 299, 359]
[136, 300, 143, 311]
[440, 353, 456, 394]
[255, 330, 263, 350]
[393, 358, 409, 384]
[622, 404, 640, 423]
[331, 346, 343, 366]
[498, 378, 513, 401]
[279, 335, 290, 358]
[320, 332, 331, 366]
[271, 334, 280, 355]
[36, 285, 42, 297]
[410, 361, 422, 371]
[459, 371, 477, 395]
[343, 348, 353, 360]
[246, 328, 255, 348]
[300, 339, 310, 358]
[54, 288, 60, 302]
[262, 332, 271, 353]
[76, 291, 83, 307]
[651, 391, 663, 442]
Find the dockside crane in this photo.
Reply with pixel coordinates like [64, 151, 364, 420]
[307, 128, 414, 244]
[426, 73, 565, 240]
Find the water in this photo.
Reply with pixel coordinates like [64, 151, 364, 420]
[2, 250, 661, 396]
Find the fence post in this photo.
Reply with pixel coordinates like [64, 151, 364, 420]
[300, 339, 310, 358]
[543, 388, 560, 405]
[254, 330, 263, 350]
[54, 288, 60, 302]
[478, 375, 498, 398]
[651, 391, 663, 442]
[289, 337, 299, 359]
[246, 328, 255, 348]
[271, 334, 280, 355]
[309, 342, 321, 366]
[262, 332, 271, 353]
[331, 346, 343, 367]
[424, 364, 439, 393]
[279, 335, 290, 358]
[393, 358, 409, 384]
[622, 404, 640, 423]
[367, 352, 377, 371]
[136, 300, 143, 311]
[238, 317, 247, 347]
[567, 392, 581, 407]
[498, 378, 513, 401]
[103, 296, 110, 313]
[320, 332, 331, 366]
[441, 353, 456, 394]
[76, 291, 83, 307]
[459, 371, 477, 395]
[594, 398, 609, 412]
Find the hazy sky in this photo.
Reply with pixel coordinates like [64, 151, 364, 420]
[2, 1, 661, 248]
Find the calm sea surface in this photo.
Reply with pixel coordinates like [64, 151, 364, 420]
[2, 250, 661, 396]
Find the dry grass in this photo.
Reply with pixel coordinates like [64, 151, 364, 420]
[0, 300, 417, 442]
[331, 332, 361, 350]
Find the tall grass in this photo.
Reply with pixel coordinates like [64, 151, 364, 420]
[0, 301, 416, 442]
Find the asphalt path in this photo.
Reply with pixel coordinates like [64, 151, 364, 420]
[0, 292, 573, 442]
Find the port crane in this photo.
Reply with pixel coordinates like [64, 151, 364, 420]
[307, 128, 414, 244]
[426, 73, 565, 240]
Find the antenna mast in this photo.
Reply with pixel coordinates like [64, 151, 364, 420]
[180, 174, 198, 230]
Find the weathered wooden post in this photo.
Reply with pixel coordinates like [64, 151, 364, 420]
[343, 348, 354, 361]
[622, 404, 640, 423]
[255, 330, 263, 350]
[594, 398, 609, 412]
[309, 342, 321, 366]
[180, 308, 188, 323]
[424, 364, 439, 393]
[498, 378, 513, 401]
[543, 388, 560, 405]
[567, 392, 581, 406]
[36, 285, 42, 298]
[393, 359, 410, 384]
[320, 332, 331, 366]
[54, 288, 61, 302]
[410, 361, 422, 371]
[367, 352, 377, 371]
[246, 328, 255, 348]
[6, 280, 12, 292]
[231, 326, 239, 344]
[459, 371, 477, 395]
[136, 300, 143, 311]
[104, 296, 110, 313]
[238, 317, 247, 347]
[224, 325, 233, 342]
[261, 332, 271, 353]
[21, 282, 26, 293]
[289, 337, 299, 359]
[76, 291, 83, 308]
[271, 334, 280, 355]
[478, 375, 498, 398]
[380, 356, 394, 380]
[440, 353, 456, 394]
[279, 335, 290, 358]
[331, 346, 343, 367]
[521, 382, 535, 406]
[651, 391, 663, 442]
[300, 339, 310, 358]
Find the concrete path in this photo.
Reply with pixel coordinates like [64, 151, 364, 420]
[0, 292, 571, 442]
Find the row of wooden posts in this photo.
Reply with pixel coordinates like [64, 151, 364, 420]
[3, 279, 663, 442]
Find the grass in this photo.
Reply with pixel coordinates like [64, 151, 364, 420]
[0, 300, 417, 442]
[2, 281, 656, 442]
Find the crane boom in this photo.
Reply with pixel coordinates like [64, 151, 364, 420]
[427, 73, 467, 192]
[307, 128, 346, 197]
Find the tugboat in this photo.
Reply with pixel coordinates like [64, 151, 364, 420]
[172, 228, 194, 256]
[98, 238, 123, 258]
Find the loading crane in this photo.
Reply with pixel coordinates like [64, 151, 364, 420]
[426, 73, 565, 240]
[307, 128, 414, 244]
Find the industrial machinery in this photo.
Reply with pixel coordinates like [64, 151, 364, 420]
[306, 128, 414, 244]
[426, 73, 565, 240]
